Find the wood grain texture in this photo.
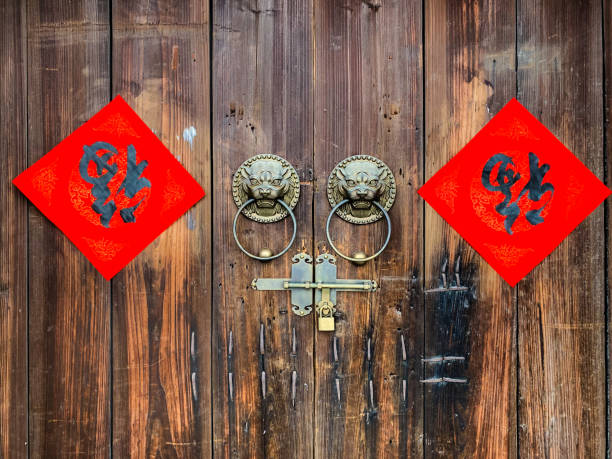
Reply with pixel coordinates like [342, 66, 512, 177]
[313, 0, 423, 457]
[27, 0, 112, 456]
[517, 0, 606, 456]
[111, 0, 211, 457]
[424, 0, 517, 456]
[0, 1, 28, 457]
[211, 1, 314, 457]
[606, 0, 612, 455]
[2, 1, 611, 456]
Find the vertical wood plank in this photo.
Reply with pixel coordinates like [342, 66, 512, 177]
[0, 0, 28, 457]
[111, 1, 211, 457]
[313, 0, 423, 457]
[211, 1, 314, 457]
[517, 0, 606, 456]
[424, 0, 517, 456]
[606, 0, 612, 454]
[27, 0, 111, 456]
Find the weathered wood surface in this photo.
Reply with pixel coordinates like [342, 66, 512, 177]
[517, 0, 607, 456]
[424, 0, 517, 456]
[111, 0, 212, 457]
[312, 0, 423, 457]
[26, 0, 112, 457]
[212, 1, 314, 457]
[0, 1, 27, 458]
[606, 0, 612, 454]
[2, 0, 611, 457]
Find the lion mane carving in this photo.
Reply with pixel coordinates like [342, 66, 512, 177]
[327, 155, 396, 224]
[232, 154, 300, 223]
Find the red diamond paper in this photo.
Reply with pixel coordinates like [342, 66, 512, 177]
[418, 99, 610, 286]
[13, 95, 205, 280]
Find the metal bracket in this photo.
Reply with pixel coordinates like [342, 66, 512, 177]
[251, 253, 378, 331]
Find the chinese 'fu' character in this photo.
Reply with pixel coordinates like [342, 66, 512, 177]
[79, 142, 151, 227]
[481, 152, 554, 235]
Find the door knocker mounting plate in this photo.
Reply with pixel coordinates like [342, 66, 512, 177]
[232, 154, 300, 223]
[327, 155, 396, 225]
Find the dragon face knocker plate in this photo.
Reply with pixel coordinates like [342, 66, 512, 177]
[327, 155, 396, 224]
[232, 154, 300, 223]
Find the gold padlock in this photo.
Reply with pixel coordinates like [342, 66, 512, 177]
[318, 315, 335, 331]
[317, 303, 335, 331]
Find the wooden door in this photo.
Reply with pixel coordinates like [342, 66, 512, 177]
[1, 0, 609, 457]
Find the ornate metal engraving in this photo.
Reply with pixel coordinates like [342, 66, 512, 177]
[232, 154, 300, 223]
[327, 155, 396, 224]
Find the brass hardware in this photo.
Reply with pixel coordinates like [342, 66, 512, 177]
[233, 198, 297, 261]
[326, 199, 392, 264]
[252, 253, 314, 316]
[252, 253, 378, 331]
[327, 155, 396, 224]
[232, 154, 300, 223]
[232, 154, 300, 261]
[325, 155, 396, 264]
[352, 251, 368, 265]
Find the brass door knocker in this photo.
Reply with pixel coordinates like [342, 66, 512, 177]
[326, 155, 396, 264]
[232, 154, 300, 261]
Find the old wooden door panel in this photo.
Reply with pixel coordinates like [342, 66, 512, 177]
[517, 0, 607, 456]
[424, 0, 517, 456]
[27, 0, 112, 456]
[0, 1, 27, 457]
[313, 0, 424, 457]
[111, 0, 212, 456]
[212, 1, 315, 457]
[605, 1, 612, 453]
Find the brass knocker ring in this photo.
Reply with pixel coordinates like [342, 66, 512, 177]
[232, 154, 301, 261]
[325, 155, 396, 264]
[233, 198, 297, 261]
[325, 199, 392, 263]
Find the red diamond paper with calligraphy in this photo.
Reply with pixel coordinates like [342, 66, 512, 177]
[13, 95, 205, 279]
[418, 98, 610, 286]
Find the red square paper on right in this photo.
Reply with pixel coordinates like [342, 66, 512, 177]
[418, 99, 610, 286]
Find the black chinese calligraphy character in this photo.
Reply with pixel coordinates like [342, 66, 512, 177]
[79, 142, 151, 227]
[79, 142, 119, 227]
[481, 152, 554, 235]
[117, 145, 151, 223]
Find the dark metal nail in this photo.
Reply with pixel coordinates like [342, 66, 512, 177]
[291, 371, 297, 407]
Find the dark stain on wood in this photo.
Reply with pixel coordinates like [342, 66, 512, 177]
[425, 0, 518, 456]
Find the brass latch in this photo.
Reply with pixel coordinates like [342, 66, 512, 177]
[252, 253, 377, 331]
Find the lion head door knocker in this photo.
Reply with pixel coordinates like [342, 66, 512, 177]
[232, 154, 300, 261]
[326, 155, 396, 264]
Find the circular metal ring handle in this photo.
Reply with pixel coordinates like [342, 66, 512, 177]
[325, 199, 391, 263]
[233, 198, 297, 261]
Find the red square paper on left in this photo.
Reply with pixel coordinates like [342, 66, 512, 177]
[13, 95, 205, 279]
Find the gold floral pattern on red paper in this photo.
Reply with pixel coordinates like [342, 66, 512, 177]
[484, 243, 533, 267]
[490, 118, 539, 141]
[434, 170, 459, 214]
[93, 113, 140, 138]
[162, 170, 186, 213]
[32, 160, 59, 203]
[83, 237, 125, 261]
